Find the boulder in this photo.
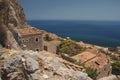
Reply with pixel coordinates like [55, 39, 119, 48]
[7, 72, 25, 80]
[71, 71, 88, 80]
[30, 70, 43, 80]
[24, 57, 39, 73]
[3, 55, 22, 73]
[54, 67, 88, 80]
[54, 66, 73, 79]
[44, 57, 64, 71]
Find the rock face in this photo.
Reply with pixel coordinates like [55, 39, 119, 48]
[0, 0, 27, 28]
[0, 0, 27, 49]
[8, 0, 27, 27]
[0, 49, 88, 80]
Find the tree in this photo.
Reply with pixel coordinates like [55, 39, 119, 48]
[86, 67, 98, 80]
[112, 61, 120, 75]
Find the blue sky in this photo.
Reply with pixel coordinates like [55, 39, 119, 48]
[19, 0, 120, 21]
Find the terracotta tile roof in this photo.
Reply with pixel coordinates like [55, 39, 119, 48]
[72, 51, 97, 63]
[86, 49, 100, 56]
[18, 27, 43, 37]
[72, 49, 108, 72]
[85, 54, 108, 71]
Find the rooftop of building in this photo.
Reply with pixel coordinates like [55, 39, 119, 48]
[72, 49, 109, 72]
[85, 54, 108, 71]
[72, 49, 100, 63]
[18, 27, 43, 37]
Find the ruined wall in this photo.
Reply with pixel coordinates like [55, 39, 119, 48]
[44, 42, 58, 53]
[44, 40, 60, 53]
[20, 34, 43, 51]
[97, 57, 112, 79]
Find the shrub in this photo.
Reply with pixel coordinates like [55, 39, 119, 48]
[86, 67, 98, 80]
[57, 40, 85, 56]
[74, 61, 83, 66]
[110, 54, 119, 61]
[112, 61, 120, 75]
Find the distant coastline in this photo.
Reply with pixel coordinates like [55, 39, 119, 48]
[28, 20, 120, 47]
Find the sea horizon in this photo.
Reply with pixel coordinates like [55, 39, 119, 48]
[27, 20, 120, 47]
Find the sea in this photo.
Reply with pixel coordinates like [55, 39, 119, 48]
[27, 20, 120, 47]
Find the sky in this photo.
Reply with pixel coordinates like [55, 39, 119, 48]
[19, 0, 120, 21]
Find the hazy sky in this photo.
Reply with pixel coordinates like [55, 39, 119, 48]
[19, 0, 120, 21]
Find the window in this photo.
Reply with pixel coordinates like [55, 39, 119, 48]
[44, 46, 48, 51]
[36, 49, 39, 51]
[35, 37, 39, 42]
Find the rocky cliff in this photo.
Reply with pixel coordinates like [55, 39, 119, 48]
[0, 0, 27, 28]
[0, 0, 28, 49]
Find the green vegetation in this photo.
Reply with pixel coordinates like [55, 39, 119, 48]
[112, 61, 120, 75]
[86, 67, 98, 80]
[44, 34, 52, 41]
[57, 40, 85, 56]
[73, 61, 98, 80]
[110, 54, 120, 61]
[74, 61, 83, 66]
[98, 49, 107, 54]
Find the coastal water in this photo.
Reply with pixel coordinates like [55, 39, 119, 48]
[27, 20, 120, 47]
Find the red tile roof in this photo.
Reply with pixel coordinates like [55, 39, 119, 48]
[72, 51, 97, 63]
[72, 49, 109, 72]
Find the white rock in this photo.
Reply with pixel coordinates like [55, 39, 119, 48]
[24, 57, 39, 73]
[42, 74, 49, 79]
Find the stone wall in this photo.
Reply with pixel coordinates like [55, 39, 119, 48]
[44, 40, 60, 53]
[20, 34, 43, 51]
[97, 57, 112, 79]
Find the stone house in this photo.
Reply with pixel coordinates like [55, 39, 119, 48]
[43, 40, 60, 53]
[18, 27, 43, 51]
[72, 49, 112, 79]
